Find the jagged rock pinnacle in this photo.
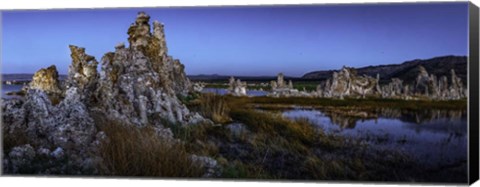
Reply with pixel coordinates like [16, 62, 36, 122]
[28, 65, 62, 95]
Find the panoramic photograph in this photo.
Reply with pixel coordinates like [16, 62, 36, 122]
[1, 2, 470, 184]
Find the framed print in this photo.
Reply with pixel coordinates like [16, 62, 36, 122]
[1, 1, 479, 185]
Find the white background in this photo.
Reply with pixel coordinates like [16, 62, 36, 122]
[0, 0, 479, 186]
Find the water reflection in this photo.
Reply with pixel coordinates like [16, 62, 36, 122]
[282, 108, 467, 166]
[1, 84, 24, 99]
[378, 108, 466, 124]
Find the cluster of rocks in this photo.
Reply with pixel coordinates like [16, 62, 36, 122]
[2, 12, 214, 175]
[227, 76, 247, 96]
[377, 66, 466, 100]
[3, 84, 102, 174]
[411, 66, 466, 100]
[193, 82, 206, 92]
[268, 73, 306, 97]
[312, 65, 466, 100]
[314, 67, 379, 99]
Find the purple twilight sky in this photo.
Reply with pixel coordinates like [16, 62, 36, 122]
[1, 2, 469, 77]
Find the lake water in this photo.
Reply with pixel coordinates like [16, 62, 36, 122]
[1, 84, 24, 99]
[283, 108, 467, 166]
[202, 88, 268, 96]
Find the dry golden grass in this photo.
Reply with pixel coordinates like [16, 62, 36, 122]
[197, 93, 231, 124]
[98, 121, 203, 177]
[229, 109, 318, 146]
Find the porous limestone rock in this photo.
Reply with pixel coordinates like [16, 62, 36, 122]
[318, 67, 379, 99]
[193, 82, 206, 92]
[228, 76, 247, 96]
[125, 11, 192, 96]
[94, 12, 201, 126]
[2, 87, 102, 174]
[6, 144, 36, 173]
[66, 45, 99, 103]
[190, 155, 220, 178]
[28, 65, 62, 96]
[412, 66, 465, 100]
[381, 78, 404, 98]
[414, 66, 434, 96]
[312, 65, 466, 100]
[269, 73, 300, 97]
[2, 11, 206, 175]
[449, 69, 465, 99]
[92, 11, 207, 171]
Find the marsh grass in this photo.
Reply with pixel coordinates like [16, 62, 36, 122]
[220, 106, 359, 179]
[98, 121, 203, 177]
[189, 93, 231, 124]
[230, 109, 318, 146]
[94, 92, 464, 181]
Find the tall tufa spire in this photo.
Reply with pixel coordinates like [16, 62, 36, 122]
[127, 12, 152, 48]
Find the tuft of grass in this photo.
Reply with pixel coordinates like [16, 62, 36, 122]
[195, 93, 231, 124]
[98, 121, 204, 177]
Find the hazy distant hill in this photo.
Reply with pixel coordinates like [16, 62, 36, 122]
[2, 74, 67, 83]
[2, 74, 35, 81]
[302, 56, 467, 85]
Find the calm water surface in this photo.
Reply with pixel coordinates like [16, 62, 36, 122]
[1, 84, 23, 99]
[283, 108, 467, 166]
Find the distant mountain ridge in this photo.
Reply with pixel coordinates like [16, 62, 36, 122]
[302, 55, 467, 85]
[2, 74, 67, 81]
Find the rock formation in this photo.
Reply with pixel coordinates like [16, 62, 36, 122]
[126, 12, 192, 96]
[449, 69, 465, 99]
[414, 66, 434, 96]
[317, 67, 379, 99]
[66, 45, 99, 104]
[381, 78, 404, 98]
[2, 87, 102, 174]
[312, 65, 466, 100]
[95, 11, 200, 126]
[27, 65, 63, 96]
[228, 76, 247, 96]
[412, 66, 465, 100]
[269, 73, 303, 97]
[2, 12, 208, 175]
[303, 55, 467, 86]
[193, 82, 206, 92]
